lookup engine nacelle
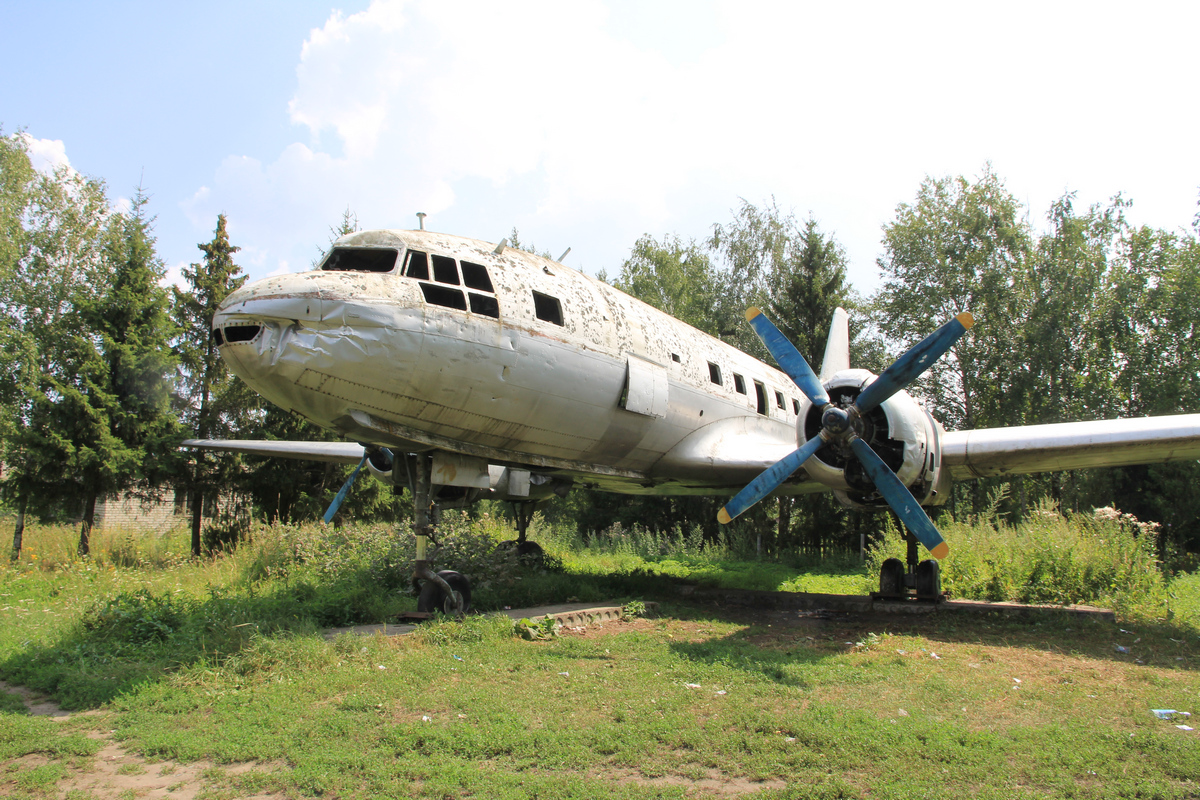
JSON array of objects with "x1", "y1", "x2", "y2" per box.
[
  {"x1": 797, "y1": 370, "x2": 952, "y2": 510},
  {"x1": 364, "y1": 447, "x2": 397, "y2": 485}
]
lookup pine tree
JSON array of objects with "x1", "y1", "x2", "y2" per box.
[
  {"x1": 173, "y1": 214, "x2": 253, "y2": 555},
  {"x1": 68, "y1": 188, "x2": 179, "y2": 554}
]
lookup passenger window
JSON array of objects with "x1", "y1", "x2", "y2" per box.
[
  {"x1": 792, "y1": 398, "x2": 800, "y2": 415},
  {"x1": 708, "y1": 362, "x2": 722, "y2": 386},
  {"x1": 461, "y1": 261, "x2": 494, "y2": 292},
  {"x1": 533, "y1": 291, "x2": 563, "y2": 326},
  {"x1": 775, "y1": 390, "x2": 785, "y2": 409},
  {"x1": 469, "y1": 293, "x2": 499, "y2": 318},
  {"x1": 754, "y1": 381, "x2": 768, "y2": 415},
  {"x1": 432, "y1": 254, "x2": 460, "y2": 285},
  {"x1": 420, "y1": 283, "x2": 466, "y2": 310},
  {"x1": 323, "y1": 247, "x2": 398, "y2": 273},
  {"x1": 403, "y1": 250, "x2": 430, "y2": 280},
  {"x1": 733, "y1": 374, "x2": 746, "y2": 394}
]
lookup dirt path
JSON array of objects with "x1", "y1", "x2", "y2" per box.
[{"x1": 1, "y1": 680, "x2": 284, "y2": 800}]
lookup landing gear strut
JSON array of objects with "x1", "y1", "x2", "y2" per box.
[
  {"x1": 410, "y1": 454, "x2": 470, "y2": 615},
  {"x1": 499, "y1": 501, "x2": 545, "y2": 563},
  {"x1": 874, "y1": 520, "x2": 943, "y2": 602}
]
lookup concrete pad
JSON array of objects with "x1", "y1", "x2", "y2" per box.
[
  {"x1": 324, "y1": 601, "x2": 653, "y2": 639},
  {"x1": 683, "y1": 586, "x2": 1115, "y2": 621}
]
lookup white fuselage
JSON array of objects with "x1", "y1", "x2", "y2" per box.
[{"x1": 213, "y1": 229, "x2": 814, "y2": 495}]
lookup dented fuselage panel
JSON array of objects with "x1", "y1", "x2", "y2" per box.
[{"x1": 213, "y1": 229, "x2": 819, "y2": 494}]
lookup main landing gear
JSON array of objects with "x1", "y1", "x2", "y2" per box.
[
  {"x1": 409, "y1": 453, "x2": 472, "y2": 615},
  {"x1": 498, "y1": 501, "x2": 545, "y2": 563},
  {"x1": 874, "y1": 522, "x2": 944, "y2": 602}
]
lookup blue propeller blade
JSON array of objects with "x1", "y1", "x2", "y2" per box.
[
  {"x1": 718, "y1": 434, "x2": 828, "y2": 524},
  {"x1": 855, "y1": 312, "x2": 974, "y2": 414},
  {"x1": 323, "y1": 454, "x2": 367, "y2": 524},
  {"x1": 745, "y1": 308, "x2": 831, "y2": 407},
  {"x1": 849, "y1": 438, "x2": 949, "y2": 559}
]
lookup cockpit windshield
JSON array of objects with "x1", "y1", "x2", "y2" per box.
[{"x1": 322, "y1": 247, "x2": 398, "y2": 273}]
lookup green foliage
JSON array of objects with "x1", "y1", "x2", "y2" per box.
[
  {"x1": 875, "y1": 165, "x2": 1033, "y2": 432},
  {"x1": 80, "y1": 589, "x2": 189, "y2": 644},
  {"x1": 610, "y1": 233, "x2": 724, "y2": 336},
  {"x1": 512, "y1": 615, "x2": 559, "y2": 640},
  {"x1": 173, "y1": 213, "x2": 255, "y2": 553},
  {"x1": 621, "y1": 599, "x2": 648, "y2": 618},
  {"x1": 867, "y1": 500, "x2": 1168, "y2": 615}
]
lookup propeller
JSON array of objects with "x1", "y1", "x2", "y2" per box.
[
  {"x1": 322, "y1": 446, "x2": 393, "y2": 523},
  {"x1": 323, "y1": 455, "x2": 367, "y2": 524},
  {"x1": 717, "y1": 308, "x2": 974, "y2": 560}
]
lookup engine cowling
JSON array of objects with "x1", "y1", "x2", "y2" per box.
[
  {"x1": 796, "y1": 370, "x2": 952, "y2": 510},
  {"x1": 364, "y1": 447, "x2": 397, "y2": 484}
]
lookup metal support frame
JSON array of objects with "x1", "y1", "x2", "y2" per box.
[
  {"x1": 903, "y1": 528, "x2": 920, "y2": 590},
  {"x1": 511, "y1": 501, "x2": 536, "y2": 544},
  {"x1": 411, "y1": 453, "x2": 463, "y2": 615}
]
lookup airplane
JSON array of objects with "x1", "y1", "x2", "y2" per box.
[{"x1": 185, "y1": 227, "x2": 1200, "y2": 613}]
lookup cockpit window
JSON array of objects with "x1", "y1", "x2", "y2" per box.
[
  {"x1": 405, "y1": 250, "x2": 500, "y2": 319},
  {"x1": 323, "y1": 247, "x2": 398, "y2": 273},
  {"x1": 461, "y1": 260, "x2": 494, "y2": 292},
  {"x1": 420, "y1": 283, "x2": 467, "y2": 311},
  {"x1": 403, "y1": 250, "x2": 430, "y2": 280},
  {"x1": 432, "y1": 254, "x2": 460, "y2": 285}
]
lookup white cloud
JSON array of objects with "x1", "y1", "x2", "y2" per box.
[
  {"x1": 186, "y1": 0, "x2": 1200, "y2": 288},
  {"x1": 159, "y1": 260, "x2": 189, "y2": 292},
  {"x1": 20, "y1": 133, "x2": 71, "y2": 174}
]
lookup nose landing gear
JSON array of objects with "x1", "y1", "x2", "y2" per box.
[{"x1": 410, "y1": 453, "x2": 470, "y2": 616}]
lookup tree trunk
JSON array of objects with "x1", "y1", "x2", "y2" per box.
[
  {"x1": 777, "y1": 497, "x2": 791, "y2": 551},
  {"x1": 190, "y1": 487, "x2": 203, "y2": 557},
  {"x1": 10, "y1": 495, "x2": 26, "y2": 561},
  {"x1": 79, "y1": 494, "x2": 96, "y2": 556}
]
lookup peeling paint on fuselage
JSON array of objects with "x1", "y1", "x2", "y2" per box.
[{"x1": 214, "y1": 230, "x2": 811, "y2": 493}]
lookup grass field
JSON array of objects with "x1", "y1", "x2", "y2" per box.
[{"x1": 2, "y1": 514, "x2": 1200, "y2": 799}]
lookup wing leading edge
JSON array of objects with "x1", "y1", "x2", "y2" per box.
[
  {"x1": 181, "y1": 439, "x2": 366, "y2": 465},
  {"x1": 940, "y1": 414, "x2": 1200, "y2": 480}
]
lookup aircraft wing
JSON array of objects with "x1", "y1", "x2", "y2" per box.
[
  {"x1": 181, "y1": 439, "x2": 366, "y2": 464},
  {"x1": 941, "y1": 414, "x2": 1200, "y2": 480}
]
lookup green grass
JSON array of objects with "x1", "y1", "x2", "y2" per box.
[
  {"x1": 50, "y1": 611, "x2": 1200, "y2": 799},
  {"x1": 2, "y1": 514, "x2": 1200, "y2": 798}
]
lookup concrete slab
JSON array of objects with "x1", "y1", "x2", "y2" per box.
[
  {"x1": 683, "y1": 586, "x2": 1115, "y2": 622},
  {"x1": 324, "y1": 601, "x2": 653, "y2": 640}
]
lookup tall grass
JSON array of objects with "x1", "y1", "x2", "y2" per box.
[{"x1": 867, "y1": 499, "x2": 1170, "y2": 617}]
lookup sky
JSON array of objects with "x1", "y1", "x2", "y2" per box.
[{"x1": 3, "y1": 0, "x2": 1198, "y2": 294}]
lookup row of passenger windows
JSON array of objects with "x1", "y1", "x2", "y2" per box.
[
  {"x1": 321, "y1": 247, "x2": 566, "y2": 327},
  {"x1": 707, "y1": 361, "x2": 798, "y2": 416}
]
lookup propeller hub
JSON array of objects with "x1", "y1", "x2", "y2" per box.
[{"x1": 822, "y1": 406, "x2": 851, "y2": 435}]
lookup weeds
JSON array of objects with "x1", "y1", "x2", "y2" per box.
[{"x1": 867, "y1": 499, "x2": 1175, "y2": 619}]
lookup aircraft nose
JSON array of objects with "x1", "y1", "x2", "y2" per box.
[{"x1": 216, "y1": 273, "x2": 324, "y2": 324}]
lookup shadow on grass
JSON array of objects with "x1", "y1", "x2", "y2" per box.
[
  {"x1": 655, "y1": 599, "x2": 1200, "y2": 681},
  {"x1": 0, "y1": 563, "x2": 682, "y2": 712},
  {"x1": 0, "y1": 570, "x2": 415, "y2": 711}
]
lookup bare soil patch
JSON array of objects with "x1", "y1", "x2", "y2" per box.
[{"x1": 1, "y1": 680, "x2": 285, "y2": 800}]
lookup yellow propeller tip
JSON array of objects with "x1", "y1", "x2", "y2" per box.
[
  {"x1": 931, "y1": 542, "x2": 950, "y2": 560},
  {"x1": 955, "y1": 312, "x2": 975, "y2": 330},
  {"x1": 745, "y1": 307, "x2": 761, "y2": 321},
  {"x1": 717, "y1": 508, "x2": 733, "y2": 525}
]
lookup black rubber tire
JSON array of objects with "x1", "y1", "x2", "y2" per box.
[
  {"x1": 417, "y1": 570, "x2": 472, "y2": 614},
  {"x1": 915, "y1": 559, "x2": 941, "y2": 600},
  {"x1": 879, "y1": 557, "x2": 906, "y2": 598}
]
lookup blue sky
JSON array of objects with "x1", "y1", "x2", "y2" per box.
[{"x1": 4, "y1": 1, "x2": 1198, "y2": 294}]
